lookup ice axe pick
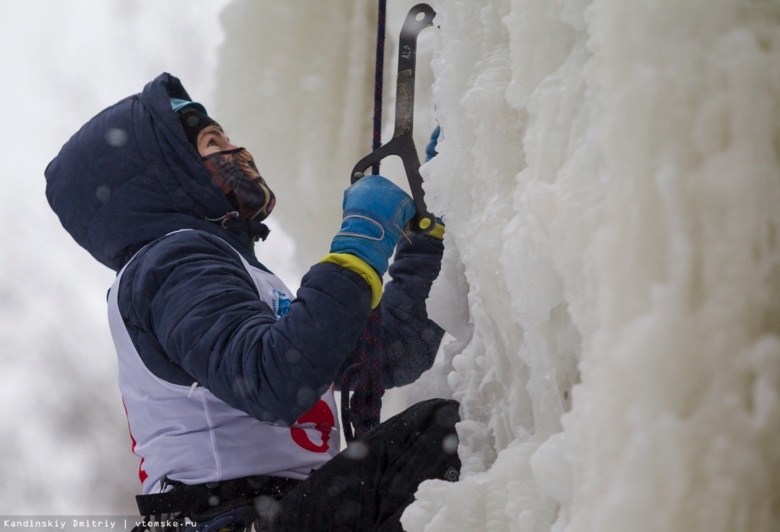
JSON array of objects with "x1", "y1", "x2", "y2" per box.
[{"x1": 350, "y1": 3, "x2": 437, "y2": 235}]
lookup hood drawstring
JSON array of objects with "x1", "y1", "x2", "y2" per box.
[{"x1": 206, "y1": 211, "x2": 270, "y2": 242}]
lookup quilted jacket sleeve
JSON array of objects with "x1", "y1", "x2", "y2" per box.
[
  {"x1": 378, "y1": 232, "x2": 445, "y2": 388},
  {"x1": 332, "y1": 232, "x2": 446, "y2": 390},
  {"x1": 119, "y1": 230, "x2": 372, "y2": 426}
]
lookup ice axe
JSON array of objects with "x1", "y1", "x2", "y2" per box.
[{"x1": 351, "y1": 3, "x2": 438, "y2": 235}]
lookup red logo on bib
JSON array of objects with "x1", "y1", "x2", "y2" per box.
[{"x1": 291, "y1": 400, "x2": 335, "y2": 453}]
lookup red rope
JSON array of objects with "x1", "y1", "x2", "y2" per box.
[
  {"x1": 341, "y1": 2, "x2": 388, "y2": 442},
  {"x1": 341, "y1": 309, "x2": 384, "y2": 441},
  {"x1": 371, "y1": 0, "x2": 387, "y2": 175}
]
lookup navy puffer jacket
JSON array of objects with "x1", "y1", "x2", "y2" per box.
[{"x1": 45, "y1": 73, "x2": 444, "y2": 426}]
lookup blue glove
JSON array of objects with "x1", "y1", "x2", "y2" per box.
[
  {"x1": 425, "y1": 125, "x2": 441, "y2": 162},
  {"x1": 329, "y1": 175, "x2": 416, "y2": 276}
]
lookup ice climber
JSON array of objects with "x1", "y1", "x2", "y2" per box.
[{"x1": 45, "y1": 72, "x2": 459, "y2": 531}]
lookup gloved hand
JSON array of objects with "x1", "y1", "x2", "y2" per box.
[
  {"x1": 329, "y1": 175, "x2": 416, "y2": 277},
  {"x1": 425, "y1": 124, "x2": 441, "y2": 162},
  {"x1": 423, "y1": 125, "x2": 446, "y2": 240}
]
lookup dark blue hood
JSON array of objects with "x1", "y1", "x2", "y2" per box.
[{"x1": 45, "y1": 73, "x2": 264, "y2": 271}]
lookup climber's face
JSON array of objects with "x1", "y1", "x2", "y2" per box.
[
  {"x1": 198, "y1": 127, "x2": 276, "y2": 222},
  {"x1": 197, "y1": 125, "x2": 237, "y2": 158}
]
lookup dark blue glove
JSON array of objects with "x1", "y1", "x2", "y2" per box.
[
  {"x1": 422, "y1": 125, "x2": 446, "y2": 239},
  {"x1": 425, "y1": 125, "x2": 441, "y2": 162},
  {"x1": 329, "y1": 175, "x2": 416, "y2": 276}
]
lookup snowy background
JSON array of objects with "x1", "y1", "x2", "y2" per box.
[{"x1": 4, "y1": 0, "x2": 780, "y2": 531}]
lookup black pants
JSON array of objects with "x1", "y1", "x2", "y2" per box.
[{"x1": 257, "y1": 398, "x2": 461, "y2": 531}]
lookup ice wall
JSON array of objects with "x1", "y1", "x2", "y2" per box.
[
  {"x1": 215, "y1": 0, "x2": 780, "y2": 530},
  {"x1": 406, "y1": 1, "x2": 780, "y2": 531}
]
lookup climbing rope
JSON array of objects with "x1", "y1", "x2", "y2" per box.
[
  {"x1": 341, "y1": 309, "x2": 384, "y2": 442},
  {"x1": 371, "y1": 0, "x2": 387, "y2": 175},
  {"x1": 342, "y1": 0, "x2": 388, "y2": 442}
]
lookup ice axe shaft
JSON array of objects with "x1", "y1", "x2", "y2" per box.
[{"x1": 351, "y1": 3, "x2": 437, "y2": 235}]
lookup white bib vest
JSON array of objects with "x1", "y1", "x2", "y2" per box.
[{"x1": 107, "y1": 236, "x2": 340, "y2": 494}]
